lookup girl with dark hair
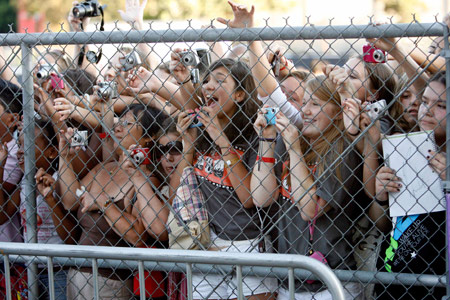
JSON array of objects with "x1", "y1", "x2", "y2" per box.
[
  {"x1": 58, "y1": 104, "x2": 169, "y2": 300},
  {"x1": 17, "y1": 119, "x2": 73, "y2": 300},
  {"x1": 373, "y1": 73, "x2": 446, "y2": 300},
  {"x1": 172, "y1": 57, "x2": 277, "y2": 300}
]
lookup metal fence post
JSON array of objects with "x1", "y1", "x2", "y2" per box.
[{"x1": 20, "y1": 42, "x2": 38, "y2": 300}]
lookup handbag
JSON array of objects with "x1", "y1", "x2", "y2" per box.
[
  {"x1": 168, "y1": 166, "x2": 210, "y2": 250},
  {"x1": 306, "y1": 204, "x2": 328, "y2": 284}
]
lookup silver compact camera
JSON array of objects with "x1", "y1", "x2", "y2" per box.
[
  {"x1": 366, "y1": 99, "x2": 387, "y2": 121},
  {"x1": 97, "y1": 81, "x2": 119, "y2": 100},
  {"x1": 120, "y1": 51, "x2": 142, "y2": 72},
  {"x1": 178, "y1": 49, "x2": 211, "y2": 84},
  {"x1": 36, "y1": 64, "x2": 58, "y2": 83},
  {"x1": 179, "y1": 51, "x2": 201, "y2": 67},
  {"x1": 71, "y1": 130, "x2": 88, "y2": 147}
]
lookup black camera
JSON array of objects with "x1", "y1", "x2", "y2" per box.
[
  {"x1": 97, "y1": 81, "x2": 119, "y2": 100},
  {"x1": 72, "y1": 0, "x2": 106, "y2": 19}
]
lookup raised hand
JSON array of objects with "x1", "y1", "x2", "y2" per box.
[
  {"x1": 170, "y1": 48, "x2": 192, "y2": 84},
  {"x1": 36, "y1": 168, "x2": 56, "y2": 198},
  {"x1": 68, "y1": 1, "x2": 91, "y2": 32},
  {"x1": 217, "y1": 1, "x2": 255, "y2": 28},
  {"x1": 118, "y1": 0, "x2": 148, "y2": 29},
  {"x1": 275, "y1": 111, "x2": 300, "y2": 150},
  {"x1": 342, "y1": 98, "x2": 361, "y2": 136},
  {"x1": 324, "y1": 64, "x2": 356, "y2": 99},
  {"x1": 53, "y1": 97, "x2": 75, "y2": 121},
  {"x1": 176, "y1": 111, "x2": 198, "y2": 147},
  {"x1": 253, "y1": 106, "x2": 277, "y2": 139},
  {"x1": 126, "y1": 67, "x2": 153, "y2": 95}
]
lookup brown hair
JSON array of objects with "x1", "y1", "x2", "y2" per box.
[{"x1": 195, "y1": 58, "x2": 260, "y2": 152}]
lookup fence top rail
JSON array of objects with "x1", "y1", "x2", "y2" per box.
[
  {"x1": 0, "y1": 22, "x2": 444, "y2": 46},
  {"x1": 0, "y1": 242, "x2": 345, "y2": 299}
]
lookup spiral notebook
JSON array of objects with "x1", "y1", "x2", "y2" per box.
[{"x1": 382, "y1": 131, "x2": 445, "y2": 217}]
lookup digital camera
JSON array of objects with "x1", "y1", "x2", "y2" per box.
[
  {"x1": 366, "y1": 100, "x2": 387, "y2": 121},
  {"x1": 363, "y1": 43, "x2": 387, "y2": 64},
  {"x1": 72, "y1": 0, "x2": 105, "y2": 19},
  {"x1": 188, "y1": 112, "x2": 204, "y2": 129},
  {"x1": 131, "y1": 148, "x2": 151, "y2": 165},
  {"x1": 71, "y1": 130, "x2": 88, "y2": 147},
  {"x1": 265, "y1": 107, "x2": 280, "y2": 125},
  {"x1": 36, "y1": 64, "x2": 58, "y2": 83},
  {"x1": 119, "y1": 51, "x2": 142, "y2": 72},
  {"x1": 179, "y1": 49, "x2": 211, "y2": 71},
  {"x1": 97, "y1": 81, "x2": 118, "y2": 100}
]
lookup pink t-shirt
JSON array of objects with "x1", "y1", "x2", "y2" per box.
[{"x1": 0, "y1": 138, "x2": 23, "y2": 243}]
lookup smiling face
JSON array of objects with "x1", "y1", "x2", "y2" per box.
[
  {"x1": 201, "y1": 66, "x2": 244, "y2": 118},
  {"x1": 419, "y1": 81, "x2": 447, "y2": 145},
  {"x1": 301, "y1": 88, "x2": 341, "y2": 141}
]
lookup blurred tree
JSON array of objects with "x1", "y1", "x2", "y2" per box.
[
  {"x1": 0, "y1": 0, "x2": 16, "y2": 32},
  {"x1": 378, "y1": 0, "x2": 427, "y2": 22},
  {"x1": 16, "y1": 0, "x2": 299, "y2": 30}
]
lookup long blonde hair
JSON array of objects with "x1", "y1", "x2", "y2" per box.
[{"x1": 301, "y1": 75, "x2": 346, "y2": 178}]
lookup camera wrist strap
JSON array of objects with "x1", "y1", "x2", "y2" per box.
[{"x1": 77, "y1": 6, "x2": 104, "y2": 66}]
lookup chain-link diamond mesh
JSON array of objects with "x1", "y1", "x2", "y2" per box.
[{"x1": 0, "y1": 3, "x2": 448, "y2": 300}]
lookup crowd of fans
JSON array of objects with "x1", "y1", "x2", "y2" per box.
[{"x1": 0, "y1": 0, "x2": 448, "y2": 299}]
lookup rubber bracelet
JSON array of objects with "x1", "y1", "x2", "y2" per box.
[
  {"x1": 99, "y1": 132, "x2": 109, "y2": 139},
  {"x1": 279, "y1": 65, "x2": 286, "y2": 71},
  {"x1": 256, "y1": 156, "x2": 276, "y2": 164},
  {"x1": 177, "y1": 77, "x2": 191, "y2": 85},
  {"x1": 347, "y1": 129, "x2": 360, "y2": 137},
  {"x1": 375, "y1": 198, "x2": 389, "y2": 206},
  {"x1": 259, "y1": 137, "x2": 276, "y2": 142}
]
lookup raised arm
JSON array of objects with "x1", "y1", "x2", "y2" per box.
[{"x1": 250, "y1": 108, "x2": 279, "y2": 207}]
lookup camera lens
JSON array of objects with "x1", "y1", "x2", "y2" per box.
[
  {"x1": 73, "y1": 135, "x2": 81, "y2": 143},
  {"x1": 72, "y1": 6, "x2": 86, "y2": 18},
  {"x1": 373, "y1": 50, "x2": 385, "y2": 63}
]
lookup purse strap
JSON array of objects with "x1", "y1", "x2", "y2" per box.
[{"x1": 308, "y1": 203, "x2": 319, "y2": 243}]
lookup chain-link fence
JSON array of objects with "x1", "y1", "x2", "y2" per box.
[{"x1": 0, "y1": 12, "x2": 447, "y2": 300}]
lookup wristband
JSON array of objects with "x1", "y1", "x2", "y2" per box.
[
  {"x1": 256, "y1": 156, "x2": 276, "y2": 164},
  {"x1": 99, "y1": 132, "x2": 110, "y2": 139},
  {"x1": 347, "y1": 129, "x2": 360, "y2": 137},
  {"x1": 375, "y1": 198, "x2": 389, "y2": 206},
  {"x1": 177, "y1": 77, "x2": 191, "y2": 85}
]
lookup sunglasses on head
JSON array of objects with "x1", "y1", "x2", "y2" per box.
[{"x1": 156, "y1": 141, "x2": 183, "y2": 159}]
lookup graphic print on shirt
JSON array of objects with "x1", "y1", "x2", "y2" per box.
[
  {"x1": 384, "y1": 214, "x2": 430, "y2": 272},
  {"x1": 194, "y1": 148, "x2": 244, "y2": 188}
]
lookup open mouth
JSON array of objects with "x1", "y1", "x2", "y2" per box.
[{"x1": 204, "y1": 94, "x2": 219, "y2": 107}]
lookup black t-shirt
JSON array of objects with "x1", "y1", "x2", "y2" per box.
[
  {"x1": 376, "y1": 211, "x2": 446, "y2": 300},
  {"x1": 193, "y1": 137, "x2": 261, "y2": 241},
  {"x1": 275, "y1": 142, "x2": 366, "y2": 292}
]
